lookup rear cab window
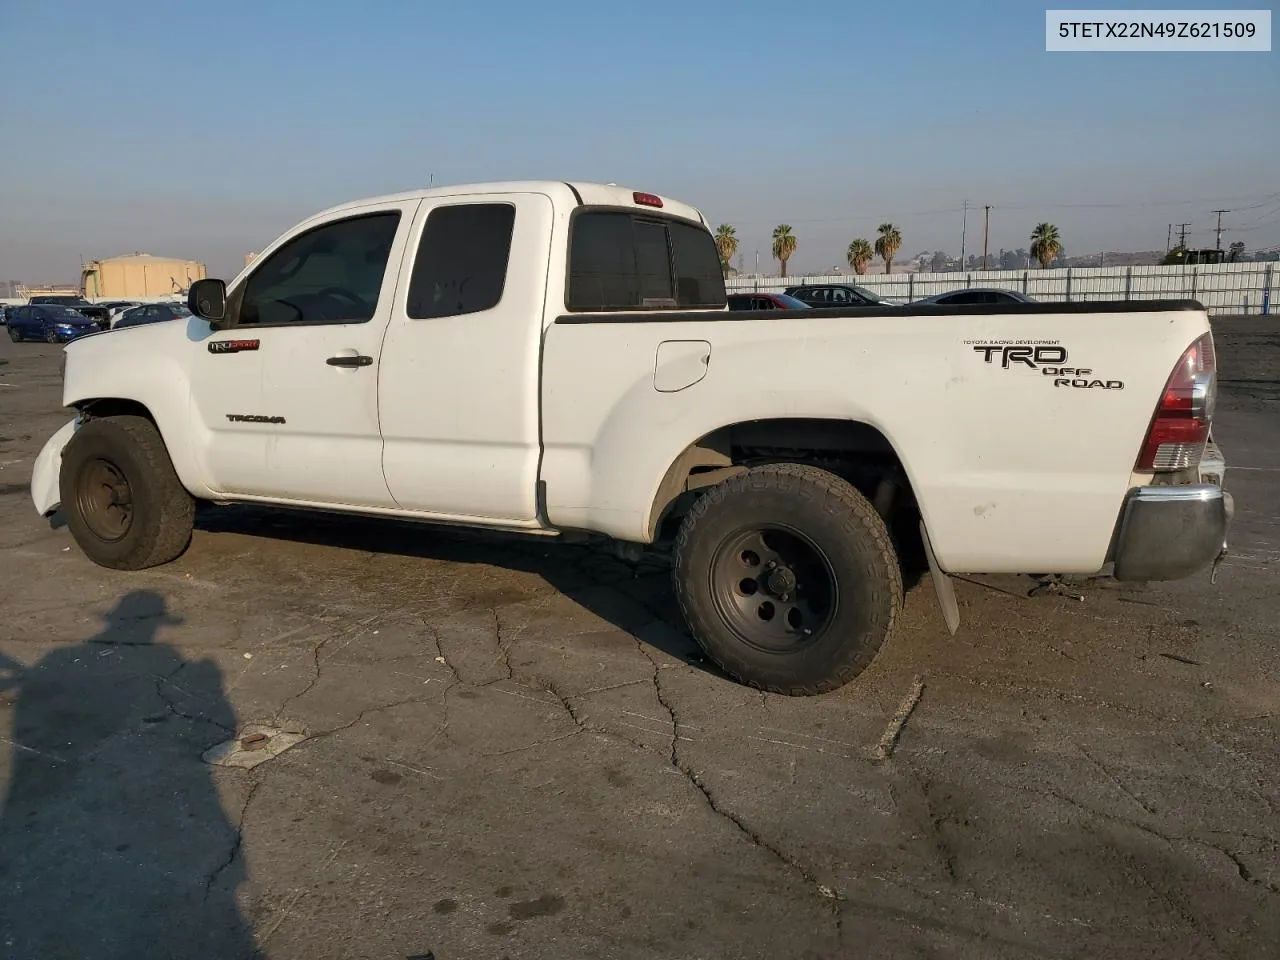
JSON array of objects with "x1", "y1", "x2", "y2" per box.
[{"x1": 566, "y1": 210, "x2": 726, "y2": 312}]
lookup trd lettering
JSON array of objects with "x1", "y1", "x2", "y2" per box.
[{"x1": 974, "y1": 345, "x2": 1068, "y2": 368}]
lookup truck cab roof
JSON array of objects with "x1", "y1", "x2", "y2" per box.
[{"x1": 311, "y1": 181, "x2": 708, "y2": 228}]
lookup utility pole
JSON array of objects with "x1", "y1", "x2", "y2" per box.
[
  {"x1": 1167, "y1": 223, "x2": 1172, "y2": 253},
  {"x1": 1211, "y1": 209, "x2": 1228, "y2": 250},
  {"x1": 960, "y1": 200, "x2": 969, "y2": 270},
  {"x1": 982, "y1": 205, "x2": 991, "y2": 270},
  {"x1": 1176, "y1": 223, "x2": 1191, "y2": 249}
]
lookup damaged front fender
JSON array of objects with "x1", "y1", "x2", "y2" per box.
[{"x1": 31, "y1": 418, "x2": 77, "y2": 517}]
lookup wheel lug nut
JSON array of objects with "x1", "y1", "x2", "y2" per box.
[{"x1": 766, "y1": 561, "x2": 776, "y2": 569}]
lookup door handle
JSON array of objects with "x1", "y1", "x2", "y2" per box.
[{"x1": 326, "y1": 354, "x2": 373, "y2": 367}]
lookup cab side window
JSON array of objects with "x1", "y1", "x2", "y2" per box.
[
  {"x1": 407, "y1": 203, "x2": 516, "y2": 319},
  {"x1": 238, "y1": 212, "x2": 401, "y2": 326}
]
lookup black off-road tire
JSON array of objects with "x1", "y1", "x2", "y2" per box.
[
  {"x1": 672, "y1": 463, "x2": 902, "y2": 695},
  {"x1": 59, "y1": 415, "x2": 195, "y2": 570}
]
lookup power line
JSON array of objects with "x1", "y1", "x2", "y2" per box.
[
  {"x1": 720, "y1": 190, "x2": 1280, "y2": 228},
  {"x1": 986, "y1": 189, "x2": 1280, "y2": 211}
]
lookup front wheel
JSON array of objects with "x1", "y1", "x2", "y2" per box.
[
  {"x1": 59, "y1": 415, "x2": 195, "y2": 570},
  {"x1": 672, "y1": 463, "x2": 902, "y2": 696},
  {"x1": 7, "y1": 326, "x2": 19, "y2": 342}
]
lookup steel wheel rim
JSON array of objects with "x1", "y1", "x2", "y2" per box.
[
  {"x1": 76, "y1": 457, "x2": 134, "y2": 542},
  {"x1": 709, "y1": 523, "x2": 838, "y2": 653}
]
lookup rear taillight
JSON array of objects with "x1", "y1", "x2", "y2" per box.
[{"x1": 1136, "y1": 332, "x2": 1217, "y2": 471}]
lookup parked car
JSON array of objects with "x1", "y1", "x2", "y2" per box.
[
  {"x1": 6, "y1": 304, "x2": 100, "y2": 342},
  {"x1": 28, "y1": 294, "x2": 111, "y2": 329},
  {"x1": 784, "y1": 283, "x2": 905, "y2": 308},
  {"x1": 29, "y1": 295, "x2": 93, "y2": 308},
  {"x1": 112, "y1": 302, "x2": 192, "y2": 330},
  {"x1": 912, "y1": 288, "x2": 1038, "y2": 306},
  {"x1": 100, "y1": 300, "x2": 142, "y2": 322},
  {"x1": 0, "y1": 304, "x2": 10, "y2": 326},
  {"x1": 75, "y1": 305, "x2": 113, "y2": 330},
  {"x1": 32, "y1": 180, "x2": 1231, "y2": 697},
  {"x1": 727, "y1": 292, "x2": 812, "y2": 311}
]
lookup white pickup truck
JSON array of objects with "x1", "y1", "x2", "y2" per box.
[{"x1": 31, "y1": 181, "x2": 1232, "y2": 695}]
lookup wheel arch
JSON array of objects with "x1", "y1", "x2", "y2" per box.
[
  {"x1": 69, "y1": 396, "x2": 206, "y2": 498},
  {"x1": 646, "y1": 416, "x2": 928, "y2": 541}
]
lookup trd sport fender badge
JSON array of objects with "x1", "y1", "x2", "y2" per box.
[
  {"x1": 226, "y1": 414, "x2": 286, "y2": 424},
  {"x1": 209, "y1": 339, "x2": 260, "y2": 354},
  {"x1": 966, "y1": 340, "x2": 1124, "y2": 390}
]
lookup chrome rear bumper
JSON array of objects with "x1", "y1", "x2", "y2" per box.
[{"x1": 1111, "y1": 484, "x2": 1233, "y2": 582}]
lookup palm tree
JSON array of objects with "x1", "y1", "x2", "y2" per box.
[
  {"x1": 1029, "y1": 223, "x2": 1062, "y2": 268},
  {"x1": 874, "y1": 223, "x2": 902, "y2": 274},
  {"x1": 772, "y1": 225, "x2": 797, "y2": 278},
  {"x1": 714, "y1": 224, "x2": 738, "y2": 277},
  {"x1": 847, "y1": 238, "x2": 874, "y2": 275}
]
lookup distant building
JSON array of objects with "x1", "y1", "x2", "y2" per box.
[
  {"x1": 81, "y1": 254, "x2": 207, "y2": 299},
  {"x1": 17, "y1": 283, "x2": 81, "y2": 298}
]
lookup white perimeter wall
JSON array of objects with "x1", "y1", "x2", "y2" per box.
[{"x1": 729, "y1": 261, "x2": 1278, "y2": 316}]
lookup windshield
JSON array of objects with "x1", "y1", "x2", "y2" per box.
[
  {"x1": 773, "y1": 293, "x2": 812, "y2": 309},
  {"x1": 850, "y1": 285, "x2": 889, "y2": 303}
]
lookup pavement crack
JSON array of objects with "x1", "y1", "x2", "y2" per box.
[
  {"x1": 482, "y1": 729, "x2": 585, "y2": 757},
  {"x1": 153, "y1": 676, "x2": 234, "y2": 735},
  {"x1": 421, "y1": 621, "x2": 461, "y2": 684},
  {"x1": 271, "y1": 634, "x2": 330, "y2": 723},
  {"x1": 1218, "y1": 846, "x2": 1280, "y2": 894},
  {"x1": 1043, "y1": 785, "x2": 1279, "y2": 896},
  {"x1": 308, "y1": 686, "x2": 455, "y2": 743},
  {"x1": 493, "y1": 609, "x2": 514, "y2": 681},
  {"x1": 204, "y1": 775, "x2": 261, "y2": 902},
  {"x1": 634, "y1": 637, "x2": 843, "y2": 932},
  {"x1": 1075, "y1": 742, "x2": 1157, "y2": 817},
  {"x1": 537, "y1": 679, "x2": 586, "y2": 729}
]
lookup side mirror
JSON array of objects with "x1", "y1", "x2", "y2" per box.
[{"x1": 188, "y1": 279, "x2": 228, "y2": 326}]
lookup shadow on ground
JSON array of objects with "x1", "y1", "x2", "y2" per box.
[{"x1": 0, "y1": 590, "x2": 260, "y2": 960}]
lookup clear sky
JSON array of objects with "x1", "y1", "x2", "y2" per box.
[{"x1": 1, "y1": 0, "x2": 1276, "y2": 281}]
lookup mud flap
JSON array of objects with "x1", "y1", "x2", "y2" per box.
[{"x1": 920, "y1": 519, "x2": 960, "y2": 635}]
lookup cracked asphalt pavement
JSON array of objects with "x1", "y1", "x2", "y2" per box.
[{"x1": 0, "y1": 317, "x2": 1277, "y2": 959}]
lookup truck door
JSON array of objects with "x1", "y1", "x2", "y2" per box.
[
  {"x1": 377, "y1": 192, "x2": 554, "y2": 524},
  {"x1": 189, "y1": 199, "x2": 419, "y2": 506}
]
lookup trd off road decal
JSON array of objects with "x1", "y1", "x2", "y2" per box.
[
  {"x1": 965, "y1": 339, "x2": 1124, "y2": 391},
  {"x1": 208, "y1": 339, "x2": 260, "y2": 354}
]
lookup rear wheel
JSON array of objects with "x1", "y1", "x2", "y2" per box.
[
  {"x1": 673, "y1": 463, "x2": 902, "y2": 695},
  {"x1": 59, "y1": 415, "x2": 195, "y2": 570}
]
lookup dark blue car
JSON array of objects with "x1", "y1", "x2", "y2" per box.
[{"x1": 6, "y1": 304, "x2": 100, "y2": 343}]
